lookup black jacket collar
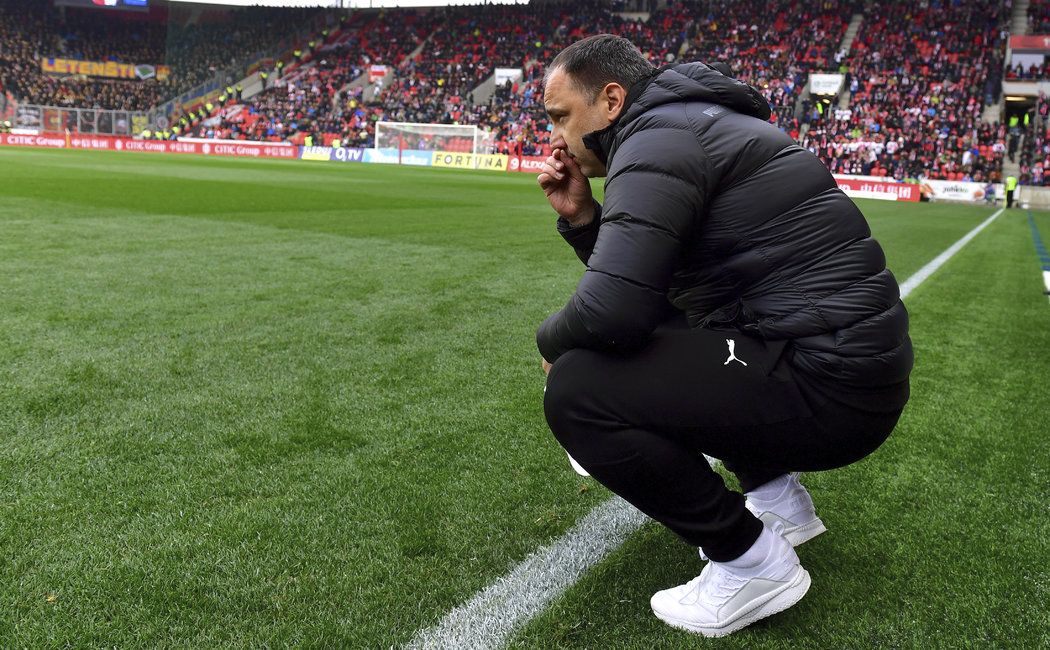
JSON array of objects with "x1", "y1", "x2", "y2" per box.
[
  {"x1": 581, "y1": 68, "x2": 662, "y2": 168},
  {"x1": 580, "y1": 62, "x2": 770, "y2": 169}
]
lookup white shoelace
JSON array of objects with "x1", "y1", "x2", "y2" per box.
[{"x1": 688, "y1": 562, "x2": 748, "y2": 606}]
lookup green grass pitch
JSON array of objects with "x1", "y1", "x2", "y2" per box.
[{"x1": 1, "y1": 149, "x2": 1048, "y2": 647}]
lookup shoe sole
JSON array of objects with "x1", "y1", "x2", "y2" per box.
[{"x1": 652, "y1": 565, "x2": 812, "y2": 638}]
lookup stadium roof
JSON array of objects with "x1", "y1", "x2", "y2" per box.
[{"x1": 167, "y1": 0, "x2": 529, "y2": 6}]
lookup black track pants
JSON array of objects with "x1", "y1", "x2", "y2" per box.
[{"x1": 543, "y1": 321, "x2": 903, "y2": 562}]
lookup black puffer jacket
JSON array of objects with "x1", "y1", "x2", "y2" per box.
[{"x1": 537, "y1": 62, "x2": 912, "y2": 401}]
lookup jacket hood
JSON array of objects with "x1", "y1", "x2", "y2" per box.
[{"x1": 582, "y1": 62, "x2": 771, "y2": 167}]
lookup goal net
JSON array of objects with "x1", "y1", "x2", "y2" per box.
[{"x1": 374, "y1": 121, "x2": 491, "y2": 154}]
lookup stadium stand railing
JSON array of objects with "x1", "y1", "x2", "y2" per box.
[{"x1": 8, "y1": 101, "x2": 146, "y2": 135}]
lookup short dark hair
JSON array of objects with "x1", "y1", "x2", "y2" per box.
[{"x1": 546, "y1": 34, "x2": 654, "y2": 102}]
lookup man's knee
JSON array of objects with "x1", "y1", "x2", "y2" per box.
[{"x1": 542, "y1": 350, "x2": 592, "y2": 451}]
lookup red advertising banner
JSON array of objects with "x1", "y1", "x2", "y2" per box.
[
  {"x1": 197, "y1": 140, "x2": 297, "y2": 159},
  {"x1": 0, "y1": 133, "x2": 296, "y2": 159},
  {"x1": 833, "y1": 175, "x2": 920, "y2": 202},
  {"x1": 68, "y1": 134, "x2": 121, "y2": 150},
  {"x1": 0, "y1": 133, "x2": 71, "y2": 148},
  {"x1": 1009, "y1": 34, "x2": 1050, "y2": 52},
  {"x1": 507, "y1": 155, "x2": 547, "y2": 173},
  {"x1": 116, "y1": 138, "x2": 202, "y2": 154}
]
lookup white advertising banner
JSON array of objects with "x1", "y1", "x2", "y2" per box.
[
  {"x1": 833, "y1": 174, "x2": 999, "y2": 203},
  {"x1": 494, "y1": 67, "x2": 522, "y2": 86},
  {"x1": 810, "y1": 73, "x2": 844, "y2": 96},
  {"x1": 919, "y1": 179, "x2": 998, "y2": 202}
]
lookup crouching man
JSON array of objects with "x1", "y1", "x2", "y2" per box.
[{"x1": 536, "y1": 35, "x2": 911, "y2": 637}]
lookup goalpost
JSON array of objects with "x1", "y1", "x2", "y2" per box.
[{"x1": 374, "y1": 121, "x2": 493, "y2": 156}]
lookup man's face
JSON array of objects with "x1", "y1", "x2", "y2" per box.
[{"x1": 543, "y1": 68, "x2": 625, "y2": 178}]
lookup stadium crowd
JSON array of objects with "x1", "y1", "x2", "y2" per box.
[
  {"x1": 802, "y1": 0, "x2": 1008, "y2": 182},
  {"x1": 1029, "y1": 0, "x2": 1050, "y2": 34},
  {"x1": 0, "y1": 0, "x2": 329, "y2": 113},
  {"x1": 356, "y1": 2, "x2": 585, "y2": 151},
  {"x1": 1004, "y1": 0, "x2": 1050, "y2": 82},
  {"x1": 681, "y1": 0, "x2": 853, "y2": 136},
  {"x1": 1006, "y1": 0, "x2": 1050, "y2": 184},
  {"x1": 0, "y1": 0, "x2": 167, "y2": 111},
  {"x1": 196, "y1": 2, "x2": 579, "y2": 150},
  {"x1": 0, "y1": 0, "x2": 1028, "y2": 186},
  {"x1": 1016, "y1": 92, "x2": 1050, "y2": 186},
  {"x1": 163, "y1": 5, "x2": 328, "y2": 96},
  {"x1": 184, "y1": 10, "x2": 427, "y2": 144},
  {"x1": 180, "y1": 0, "x2": 1013, "y2": 185}
]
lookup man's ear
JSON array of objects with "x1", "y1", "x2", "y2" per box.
[{"x1": 601, "y1": 82, "x2": 627, "y2": 124}]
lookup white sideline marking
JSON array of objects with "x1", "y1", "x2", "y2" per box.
[
  {"x1": 404, "y1": 496, "x2": 647, "y2": 650},
  {"x1": 405, "y1": 454, "x2": 719, "y2": 650},
  {"x1": 898, "y1": 208, "x2": 1004, "y2": 299},
  {"x1": 406, "y1": 208, "x2": 1003, "y2": 649}
]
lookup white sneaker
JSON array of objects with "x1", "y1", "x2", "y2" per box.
[
  {"x1": 566, "y1": 451, "x2": 590, "y2": 477},
  {"x1": 651, "y1": 531, "x2": 811, "y2": 637},
  {"x1": 744, "y1": 473, "x2": 827, "y2": 547}
]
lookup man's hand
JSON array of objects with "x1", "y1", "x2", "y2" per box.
[
  {"x1": 538, "y1": 148, "x2": 594, "y2": 226},
  {"x1": 541, "y1": 357, "x2": 552, "y2": 376}
]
